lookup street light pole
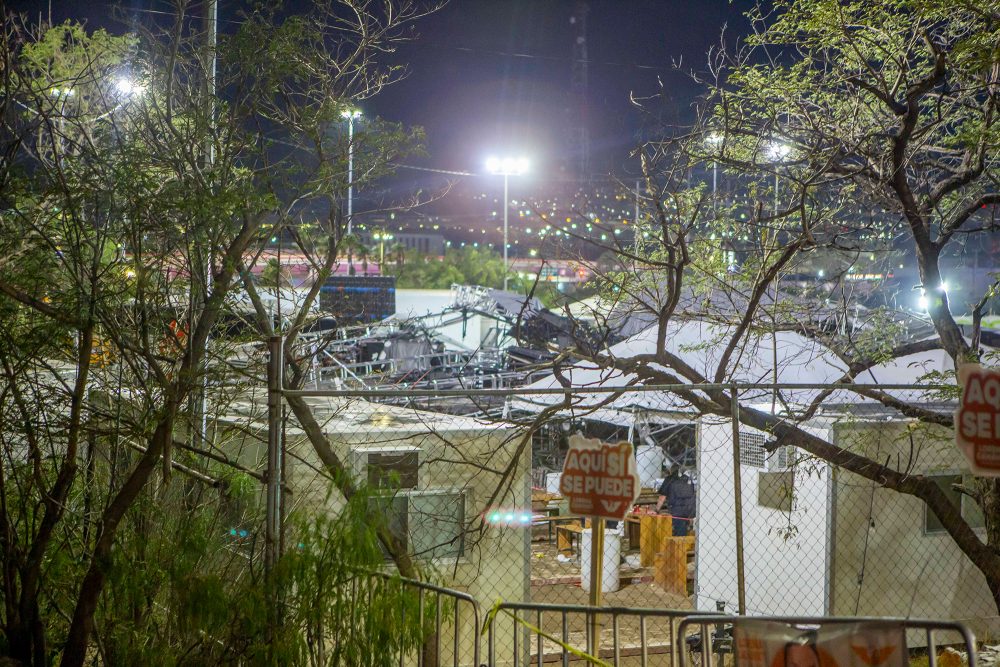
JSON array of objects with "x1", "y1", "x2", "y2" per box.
[
  {"x1": 766, "y1": 140, "x2": 790, "y2": 414},
  {"x1": 503, "y1": 172, "x2": 509, "y2": 291},
  {"x1": 342, "y1": 109, "x2": 361, "y2": 235},
  {"x1": 486, "y1": 155, "x2": 529, "y2": 292}
]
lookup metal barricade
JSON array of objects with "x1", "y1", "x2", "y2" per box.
[
  {"x1": 677, "y1": 616, "x2": 977, "y2": 667},
  {"x1": 485, "y1": 602, "x2": 717, "y2": 667},
  {"x1": 367, "y1": 573, "x2": 481, "y2": 667}
]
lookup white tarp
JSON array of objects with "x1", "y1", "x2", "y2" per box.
[{"x1": 511, "y1": 319, "x2": 848, "y2": 419}]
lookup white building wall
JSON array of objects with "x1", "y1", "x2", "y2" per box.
[
  {"x1": 214, "y1": 398, "x2": 528, "y2": 664},
  {"x1": 830, "y1": 421, "x2": 999, "y2": 637},
  {"x1": 695, "y1": 417, "x2": 830, "y2": 616}
]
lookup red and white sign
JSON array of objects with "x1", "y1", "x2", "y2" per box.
[
  {"x1": 559, "y1": 435, "x2": 641, "y2": 520},
  {"x1": 956, "y1": 365, "x2": 1000, "y2": 476},
  {"x1": 734, "y1": 619, "x2": 905, "y2": 667}
]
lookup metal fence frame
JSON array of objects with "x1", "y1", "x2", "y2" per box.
[
  {"x1": 484, "y1": 601, "x2": 722, "y2": 667},
  {"x1": 374, "y1": 573, "x2": 482, "y2": 667}
]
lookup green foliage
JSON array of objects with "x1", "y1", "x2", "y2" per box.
[
  {"x1": 19, "y1": 21, "x2": 136, "y2": 104},
  {"x1": 79, "y1": 477, "x2": 437, "y2": 665},
  {"x1": 260, "y1": 258, "x2": 293, "y2": 288},
  {"x1": 0, "y1": 2, "x2": 441, "y2": 663}
]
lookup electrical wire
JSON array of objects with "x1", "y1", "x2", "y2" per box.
[{"x1": 404, "y1": 42, "x2": 675, "y2": 73}]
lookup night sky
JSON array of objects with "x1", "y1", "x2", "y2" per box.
[
  {"x1": 8, "y1": 0, "x2": 756, "y2": 181},
  {"x1": 370, "y1": 0, "x2": 755, "y2": 178}
]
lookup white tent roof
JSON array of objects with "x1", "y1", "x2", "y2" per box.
[
  {"x1": 221, "y1": 394, "x2": 509, "y2": 436},
  {"x1": 855, "y1": 347, "x2": 955, "y2": 385},
  {"x1": 511, "y1": 320, "x2": 847, "y2": 420},
  {"x1": 514, "y1": 319, "x2": 996, "y2": 423},
  {"x1": 819, "y1": 344, "x2": 976, "y2": 411}
]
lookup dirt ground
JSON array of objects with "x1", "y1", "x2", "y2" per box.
[{"x1": 524, "y1": 531, "x2": 696, "y2": 664}]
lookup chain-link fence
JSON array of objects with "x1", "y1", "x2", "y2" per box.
[{"x1": 213, "y1": 371, "x2": 997, "y2": 663}]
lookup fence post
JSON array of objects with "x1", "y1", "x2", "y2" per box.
[
  {"x1": 729, "y1": 383, "x2": 747, "y2": 615},
  {"x1": 266, "y1": 335, "x2": 284, "y2": 574},
  {"x1": 588, "y1": 518, "x2": 605, "y2": 658}
]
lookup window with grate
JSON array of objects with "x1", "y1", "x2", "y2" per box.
[
  {"x1": 352, "y1": 448, "x2": 419, "y2": 490},
  {"x1": 366, "y1": 451, "x2": 419, "y2": 489},
  {"x1": 739, "y1": 431, "x2": 766, "y2": 468}
]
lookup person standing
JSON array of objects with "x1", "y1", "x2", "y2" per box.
[{"x1": 655, "y1": 467, "x2": 696, "y2": 536}]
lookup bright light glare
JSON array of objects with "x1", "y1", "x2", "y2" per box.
[
  {"x1": 115, "y1": 77, "x2": 145, "y2": 97},
  {"x1": 940, "y1": 280, "x2": 948, "y2": 293},
  {"x1": 918, "y1": 292, "x2": 929, "y2": 311},
  {"x1": 485, "y1": 155, "x2": 529, "y2": 175},
  {"x1": 767, "y1": 142, "x2": 791, "y2": 161},
  {"x1": 341, "y1": 109, "x2": 362, "y2": 119},
  {"x1": 706, "y1": 132, "x2": 723, "y2": 146}
]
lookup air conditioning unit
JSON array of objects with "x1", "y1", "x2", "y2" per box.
[{"x1": 351, "y1": 447, "x2": 420, "y2": 490}]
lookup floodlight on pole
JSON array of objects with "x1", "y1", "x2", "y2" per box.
[
  {"x1": 705, "y1": 132, "x2": 724, "y2": 197},
  {"x1": 485, "y1": 155, "x2": 530, "y2": 291},
  {"x1": 766, "y1": 141, "x2": 791, "y2": 162},
  {"x1": 766, "y1": 141, "x2": 791, "y2": 216},
  {"x1": 342, "y1": 108, "x2": 362, "y2": 234}
]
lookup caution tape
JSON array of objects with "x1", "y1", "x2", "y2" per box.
[{"x1": 481, "y1": 598, "x2": 612, "y2": 667}]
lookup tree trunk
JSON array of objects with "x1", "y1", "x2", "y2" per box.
[
  {"x1": 281, "y1": 394, "x2": 419, "y2": 578},
  {"x1": 61, "y1": 412, "x2": 176, "y2": 666}
]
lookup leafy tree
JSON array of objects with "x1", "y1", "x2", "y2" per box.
[
  {"x1": 0, "y1": 0, "x2": 441, "y2": 662},
  {"x1": 553, "y1": 0, "x2": 1000, "y2": 610}
]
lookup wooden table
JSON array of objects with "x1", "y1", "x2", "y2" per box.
[
  {"x1": 555, "y1": 520, "x2": 584, "y2": 556},
  {"x1": 532, "y1": 504, "x2": 563, "y2": 542}
]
